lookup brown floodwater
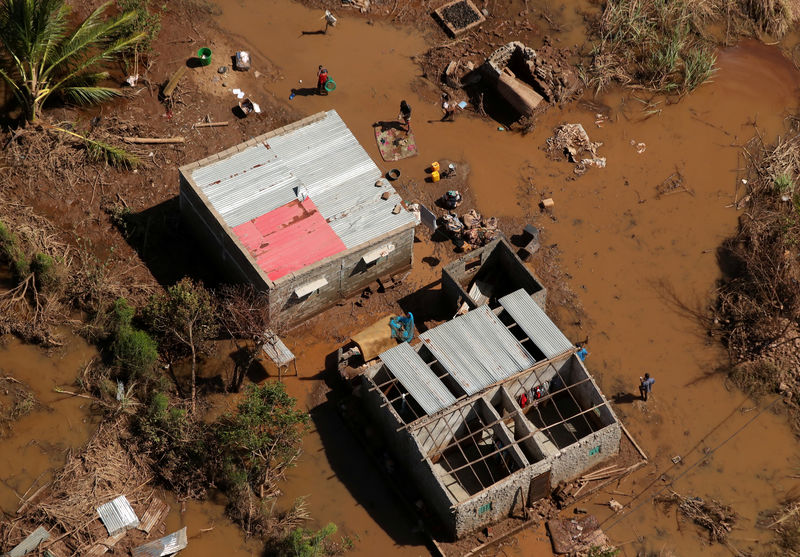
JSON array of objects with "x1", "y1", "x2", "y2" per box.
[
  {"x1": 0, "y1": 334, "x2": 99, "y2": 515},
  {"x1": 3, "y1": 0, "x2": 800, "y2": 555}
]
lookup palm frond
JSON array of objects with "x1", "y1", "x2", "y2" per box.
[
  {"x1": 62, "y1": 85, "x2": 122, "y2": 105},
  {"x1": 84, "y1": 137, "x2": 139, "y2": 169},
  {"x1": 47, "y1": 125, "x2": 140, "y2": 169}
]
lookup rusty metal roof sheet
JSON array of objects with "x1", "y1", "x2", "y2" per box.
[
  {"x1": 96, "y1": 495, "x2": 139, "y2": 536},
  {"x1": 188, "y1": 110, "x2": 415, "y2": 264},
  {"x1": 380, "y1": 342, "x2": 457, "y2": 415},
  {"x1": 131, "y1": 527, "x2": 188, "y2": 557},
  {"x1": 419, "y1": 305, "x2": 536, "y2": 395},
  {"x1": 499, "y1": 289, "x2": 573, "y2": 359}
]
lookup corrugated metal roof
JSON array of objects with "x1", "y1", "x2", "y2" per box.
[
  {"x1": 4, "y1": 526, "x2": 49, "y2": 557},
  {"x1": 380, "y1": 342, "x2": 457, "y2": 415},
  {"x1": 131, "y1": 527, "x2": 188, "y2": 557},
  {"x1": 420, "y1": 305, "x2": 537, "y2": 395},
  {"x1": 96, "y1": 495, "x2": 139, "y2": 536},
  {"x1": 499, "y1": 289, "x2": 573, "y2": 359},
  {"x1": 189, "y1": 110, "x2": 415, "y2": 273},
  {"x1": 231, "y1": 198, "x2": 345, "y2": 280}
]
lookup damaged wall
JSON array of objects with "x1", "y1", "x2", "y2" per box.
[{"x1": 441, "y1": 237, "x2": 546, "y2": 312}]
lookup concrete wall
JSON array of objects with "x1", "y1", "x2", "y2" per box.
[
  {"x1": 451, "y1": 457, "x2": 550, "y2": 537},
  {"x1": 441, "y1": 238, "x2": 546, "y2": 313},
  {"x1": 268, "y1": 224, "x2": 415, "y2": 324},
  {"x1": 179, "y1": 174, "x2": 271, "y2": 290},
  {"x1": 360, "y1": 373, "x2": 459, "y2": 536},
  {"x1": 549, "y1": 423, "x2": 621, "y2": 487}
]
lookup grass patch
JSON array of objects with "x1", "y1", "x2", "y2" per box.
[{"x1": 588, "y1": 0, "x2": 717, "y2": 94}]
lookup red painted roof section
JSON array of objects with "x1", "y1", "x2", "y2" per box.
[{"x1": 232, "y1": 198, "x2": 346, "y2": 281}]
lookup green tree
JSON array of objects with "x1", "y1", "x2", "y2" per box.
[
  {"x1": 0, "y1": 0, "x2": 145, "y2": 122},
  {"x1": 145, "y1": 278, "x2": 217, "y2": 414},
  {"x1": 213, "y1": 383, "x2": 309, "y2": 500}
]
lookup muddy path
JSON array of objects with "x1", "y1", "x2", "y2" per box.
[{"x1": 3, "y1": 0, "x2": 800, "y2": 556}]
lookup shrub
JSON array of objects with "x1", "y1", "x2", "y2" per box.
[
  {"x1": 112, "y1": 324, "x2": 158, "y2": 379},
  {"x1": 30, "y1": 252, "x2": 59, "y2": 291}
]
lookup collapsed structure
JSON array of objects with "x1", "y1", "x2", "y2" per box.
[
  {"x1": 179, "y1": 110, "x2": 417, "y2": 323},
  {"x1": 360, "y1": 239, "x2": 620, "y2": 538}
]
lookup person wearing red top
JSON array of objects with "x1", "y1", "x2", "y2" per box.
[{"x1": 317, "y1": 65, "x2": 329, "y2": 95}]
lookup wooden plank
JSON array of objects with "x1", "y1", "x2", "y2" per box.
[
  {"x1": 162, "y1": 66, "x2": 187, "y2": 98},
  {"x1": 137, "y1": 497, "x2": 170, "y2": 534},
  {"x1": 84, "y1": 531, "x2": 126, "y2": 557}
]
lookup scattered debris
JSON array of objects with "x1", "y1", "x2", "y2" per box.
[
  {"x1": 547, "y1": 515, "x2": 614, "y2": 555},
  {"x1": 546, "y1": 124, "x2": 605, "y2": 174},
  {"x1": 656, "y1": 171, "x2": 694, "y2": 198},
  {"x1": 608, "y1": 498, "x2": 623, "y2": 512},
  {"x1": 671, "y1": 455, "x2": 682, "y2": 464},
  {"x1": 655, "y1": 489, "x2": 737, "y2": 542},
  {"x1": 519, "y1": 224, "x2": 540, "y2": 259},
  {"x1": 234, "y1": 51, "x2": 251, "y2": 71},
  {"x1": 124, "y1": 74, "x2": 139, "y2": 87},
  {"x1": 441, "y1": 190, "x2": 462, "y2": 209},
  {"x1": 342, "y1": 0, "x2": 370, "y2": 13},
  {"x1": 541, "y1": 198, "x2": 555, "y2": 209}
]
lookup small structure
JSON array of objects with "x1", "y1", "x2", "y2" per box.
[
  {"x1": 180, "y1": 111, "x2": 417, "y2": 324},
  {"x1": 360, "y1": 250, "x2": 620, "y2": 539},
  {"x1": 442, "y1": 237, "x2": 546, "y2": 313},
  {"x1": 480, "y1": 42, "x2": 583, "y2": 117},
  {"x1": 433, "y1": 0, "x2": 486, "y2": 37}
]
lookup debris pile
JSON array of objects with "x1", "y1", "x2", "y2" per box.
[
  {"x1": 546, "y1": 124, "x2": 605, "y2": 175},
  {"x1": 546, "y1": 514, "x2": 614, "y2": 555},
  {"x1": 655, "y1": 490, "x2": 737, "y2": 543},
  {"x1": 529, "y1": 41, "x2": 583, "y2": 104},
  {"x1": 441, "y1": 209, "x2": 499, "y2": 248}
]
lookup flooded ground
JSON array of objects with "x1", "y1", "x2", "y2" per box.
[{"x1": 3, "y1": 0, "x2": 800, "y2": 555}]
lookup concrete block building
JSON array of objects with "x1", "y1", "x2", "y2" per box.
[
  {"x1": 360, "y1": 251, "x2": 620, "y2": 539},
  {"x1": 179, "y1": 110, "x2": 417, "y2": 324}
]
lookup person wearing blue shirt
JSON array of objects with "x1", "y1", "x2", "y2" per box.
[
  {"x1": 639, "y1": 373, "x2": 655, "y2": 401},
  {"x1": 576, "y1": 344, "x2": 588, "y2": 361}
]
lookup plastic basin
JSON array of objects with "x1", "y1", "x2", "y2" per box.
[
  {"x1": 197, "y1": 47, "x2": 212, "y2": 66},
  {"x1": 324, "y1": 79, "x2": 336, "y2": 92}
]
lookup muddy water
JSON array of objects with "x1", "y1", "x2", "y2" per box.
[
  {"x1": 0, "y1": 334, "x2": 98, "y2": 515},
  {"x1": 207, "y1": 1, "x2": 800, "y2": 554}
]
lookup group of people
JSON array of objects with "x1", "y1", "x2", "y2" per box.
[{"x1": 313, "y1": 65, "x2": 457, "y2": 130}]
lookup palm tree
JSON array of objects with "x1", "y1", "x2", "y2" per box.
[{"x1": 0, "y1": 0, "x2": 145, "y2": 122}]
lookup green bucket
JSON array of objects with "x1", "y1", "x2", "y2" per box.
[
  {"x1": 324, "y1": 79, "x2": 336, "y2": 92},
  {"x1": 197, "y1": 47, "x2": 212, "y2": 66}
]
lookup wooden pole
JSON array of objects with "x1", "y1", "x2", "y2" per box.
[{"x1": 122, "y1": 136, "x2": 185, "y2": 144}]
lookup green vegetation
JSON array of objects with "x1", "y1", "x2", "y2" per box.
[
  {"x1": 589, "y1": 0, "x2": 717, "y2": 94},
  {"x1": 273, "y1": 523, "x2": 341, "y2": 557},
  {"x1": 116, "y1": 0, "x2": 166, "y2": 51},
  {"x1": 0, "y1": 218, "x2": 30, "y2": 279},
  {"x1": 212, "y1": 383, "x2": 310, "y2": 497},
  {"x1": 145, "y1": 278, "x2": 217, "y2": 414},
  {"x1": 0, "y1": 0, "x2": 146, "y2": 122},
  {"x1": 109, "y1": 298, "x2": 158, "y2": 379},
  {"x1": 30, "y1": 252, "x2": 59, "y2": 291}
]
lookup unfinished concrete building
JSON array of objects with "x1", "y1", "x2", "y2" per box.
[
  {"x1": 179, "y1": 110, "x2": 417, "y2": 324},
  {"x1": 441, "y1": 237, "x2": 546, "y2": 312},
  {"x1": 360, "y1": 251, "x2": 620, "y2": 538}
]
